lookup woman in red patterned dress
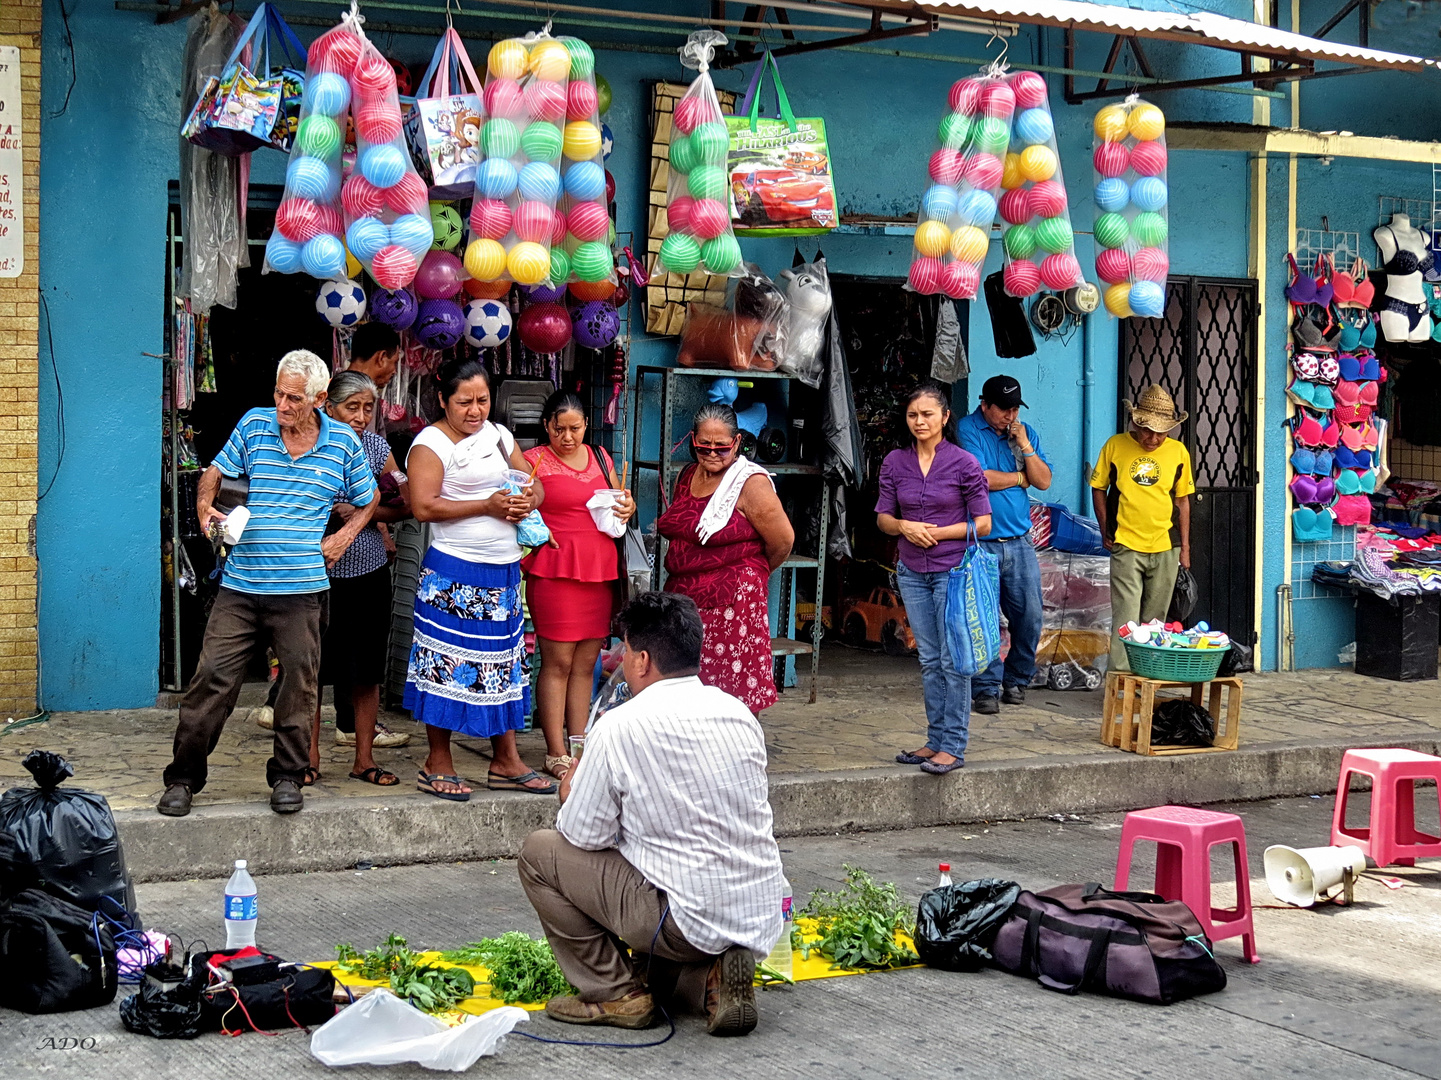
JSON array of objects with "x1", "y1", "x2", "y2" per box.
[{"x1": 657, "y1": 403, "x2": 794, "y2": 715}]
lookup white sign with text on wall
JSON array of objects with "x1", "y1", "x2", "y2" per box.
[{"x1": 0, "y1": 46, "x2": 21, "y2": 279}]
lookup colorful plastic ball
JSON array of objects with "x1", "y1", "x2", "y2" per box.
[
  {"x1": 345, "y1": 216, "x2": 390, "y2": 261},
  {"x1": 517, "y1": 302, "x2": 572, "y2": 353},
  {"x1": 414, "y1": 297, "x2": 467, "y2": 349},
  {"x1": 1093, "y1": 177, "x2": 1130, "y2": 213},
  {"x1": 476, "y1": 158, "x2": 520, "y2": 200},
  {"x1": 316, "y1": 276, "x2": 366, "y2": 327},
  {"x1": 505, "y1": 241, "x2": 549, "y2": 286},
  {"x1": 571, "y1": 240, "x2": 613, "y2": 282},
  {"x1": 276, "y1": 198, "x2": 322, "y2": 243},
  {"x1": 355, "y1": 100, "x2": 401, "y2": 144},
  {"x1": 1095, "y1": 247, "x2": 1133, "y2": 285},
  {"x1": 948, "y1": 77, "x2": 983, "y2": 116},
  {"x1": 514, "y1": 201, "x2": 555, "y2": 244},
  {"x1": 956, "y1": 189, "x2": 998, "y2": 228},
  {"x1": 928, "y1": 149, "x2": 965, "y2": 186},
  {"x1": 1035, "y1": 216, "x2": 1074, "y2": 255},
  {"x1": 566, "y1": 201, "x2": 611, "y2": 243},
  {"x1": 908, "y1": 256, "x2": 943, "y2": 294},
  {"x1": 998, "y1": 188, "x2": 1031, "y2": 226},
  {"x1": 489, "y1": 39, "x2": 529, "y2": 80},
  {"x1": 351, "y1": 53, "x2": 397, "y2": 101},
  {"x1": 371, "y1": 245, "x2": 419, "y2": 291},
  {"x1": 1019, "y1": 145, "x2": 1057, "y2": 183},
  {"x1": 940, "y1": 259, "x2": 981, "y2": 300},
  {"x1": 482, "y1": 119, "x2": 520, "y2": 158},
  {"x1": 484, "y1": 78, "x2": 527, "y2": 121},
  {"x1": 914, "y1": 220, "x2": 951, "y2": 259},
  {"x1": 1131, "y1": 177, "x2": 1168, "y2": 212},
  {"x1": 1128, "y1": 103, "x2": 1166, "y2": 142},
  {"x1": 978, "y1": 81, "x2": 1016, "y2": 119},
  {"x1": 465, "y1": 299, "x2": 513, "y2": 348},
  {"x1": 465, "y1": 277, "x2": 512, "y2": 299},
  {"x1": 316, "y1": 205, "x2": 344, "y2": 238},
  {"x1": 595, "y1": 74, "x2": 612, "y2": 115},
  {"x1": 668, "y1": 134, "x2": 698, "y2": 175},
  {"x1": 962, "y1": 153, "x2": 1004, "y2": 190},
  {"x1": 564, "y1": 160, "x2": 606, "y2": 201},
  {"x1": 570, "y1": 279, "x2": 616, "y2": 302},
  {"x1": 372, "y1": 287, "x2": 418, "y2": 331},
  {"x1": 346, "y1": 248, "x2": 362, "y2": 280},
  {"x1": 313, "y1": 30, "x2": 363, "y2": 78},
  {"x1": 1014, "y1": 108, "x2": 1054, "y2": 146},
  {"x1": 1132, "y1": 211, "x2": 1168, "y2": 248},
  {"x1": 564, "y1": 37, "x2": 596, "y2": 80},
  {"x1": 1103, "y1": 282, "x2": 1133, "y2": 317},
  {"x1": 603, "y1": 122, "x2": 615, "y2": 161},
  {"x1": 341, "y1": 175, "x2": 385, "y2": 219},
  {"x1": 548, "y1": 245, "x2": 571, "y2": 284},
  {"x1": 1094, "y1": 104, "x2": 1129, "y2": 143},
  {"x1": 386, "y1": 173, "x2": 428, "y2": 215},
  {"x1": 520, "y1": 121, "x2": 564, "y2": 162},
  {"x1": 659, "y1": 232, "x2": 702, "y2": 274},
  {"x1": 265, "y1": 235, "x2": 304, "y2": 274},
  {"x1": 297, "y1": 114, "x2": 342, "y2": 159},
  {"x1": 464, "y1": 238, "x2": 508, "y2": 281},
  {"x1": 303, "y1": 72, "x2": 351, "y2": 117},
  {"x1": 950, "y1": 225, "x2": 989, "y2": 263},
  {"x1": 1002, "y1": 224, "x2": 1036, "y2": 260},
  {"x1": 286, "y1": 156, "x2": 335, "y2": 202},
  {"x1": 687, "y1": 199, "x2": 729, "y2": 241},
  {"x1": 1040, "y1": 252, "x2": 1081, "y2": 291},
  {"x1": 974, "y1": 117, "x2": 1012, "y2": 156},
  {"x1": 572, "y1": 300, "x2": 621, "y2": 349},
  {"x1": 1133, "y1": 246, "x2": 1170, "y2": 282},
  {"x1": 687, "y1": 165, "x2": 728, "y2": 202},
  {"x1": 360, "y1": 145, "x2": 406, "y2": 189},
  {"x1": 1028, "y1": 180, "x2": 1067, "y2": 220},
  {"x1": 517, "y1": 161, "x2": 562, "y2": 203},
  {"x1": 529, "y1": 39, "x2": 572, "y2": 81},
  {"x1": 938, "y1": 112, "x2": 972, "y2": 151},
  {"x1": 1128, "y1": 279, "x2": 1166, "y2": 317},
  {"x1": 1001, "y1": 154, "x2": 1025, "y2": 190},
  {"x1": 1094, "y1": 212, "x2": 1130, "y2": 250},
  {"x1": 666, "y1": 195, "x2": 695, "y2": 234},
  {"x1": 414, "y1": 250, "x2": 465, "y2": 299},
  {"x1": 567, "y1": 80, "x2": 599, "y2": 122},
  {"x1": 1004, "y1": 258, "x2": 1041, "y2": 298},
  {"x1": 673, "y1": 95, "x2": 717, "y2": 135},
  {"x1": 431, "y1": 205, "x2": 464, "y2": 251},
  {"x1": 690, "y1": 122, "x2": 729, "y2": 166},
  {"x1": 549, "y1": 207, "x2": 568, "y2": 248},
  {"x1": 921, "y1": 184, "x2": 960, "y2": 222},
  {"x1": 1130, "y1": 140, "x2": 1167, "y2": 178},
  {"x1": 389, "y1": 213, "x2": 435, "y2": 258},
  {"x1": 525, "y1": 80, "x2": 568, "y2": 124},
  {"x1": 1009, "y1": 70, "x2": 1048, "y2": 110},
  {"x1": 701, "y1": 234, "x2": 742, "y2": 275},
  {"x1": 604, "y1": 171, "x2": 617, "y2": 207},
  {"x1": 1093, "y1": 141, "x2": 1131, "y2": 179},
  {"x1": 563, "y1": 120, "x2": 602, "y2": 160}
]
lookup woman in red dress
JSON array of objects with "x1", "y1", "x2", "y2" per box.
[
  {"x1": 657, "y1": 403, "x2": 795, "y2": 715},
  {"x1": 523, "y1": 391, "x2": 634, "y2": 781}
]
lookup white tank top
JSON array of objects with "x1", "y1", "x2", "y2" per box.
[{"x1": 407, "y1": 422, "x2": 522, "y2": 564}]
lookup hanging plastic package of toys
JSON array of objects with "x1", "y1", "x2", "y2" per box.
[
  {"x1": 998, "y1": 70, "x2": 1083, "y2": 299},
  {"x1": 553, "y1": 34, "x2": 618, "y2": 290},
  {"x1": 654, "y1": 30, "x2": 744, "y2": 279},
  {"x1": 325, "y1": 6, "x2": 431, "y2": 291},
  {"x1": 907, "y1": 64, "x2": 1016, "y2": 300},
  {"x1": 1091, "y1": 95, "x2": 1169, "y2": 318},
  {"x1": 463, "y1": 32, "x2": 567, "y2": 287}
]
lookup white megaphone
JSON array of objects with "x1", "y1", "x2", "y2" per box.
[{"x1": 1263, "y1": 844, "x2": 1367, "y2": 907}]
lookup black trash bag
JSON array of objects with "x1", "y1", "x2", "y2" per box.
[
  {"x1": 120, "y1": 962, "x2": 208, "y2": 1039},
  {"x1": 1151, "y1": 701, "x2": 1215, "y2": 747},
  {"x1": 0, "y1": 827, "x2": 40, "y2": 901},
  {"x1": 1217, "y1": 641, "x2": 1253, "y2": 676},
  {"x1": 0, "y1": 888, "x2": 118, "y2": 1013},
  {"x1": 1167, "y1": 567, "x2": 1198, "y2": 624},
  {"x1": 914, "y1": 878, "x2": 1022, "y2": 972},
  {"x1": 0, "y1": 749, "x2": 139, "y2": 920}
]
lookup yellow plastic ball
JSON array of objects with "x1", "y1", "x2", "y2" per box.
[
  {"x1": 950, "y1": 225, "x2": 989, "y2": 263},
  {"x1": 1103, "y1": 282, "x2": 1134, "y2": 318},
  {"x1": 914, "y1": 220, "x2": 952, "y2": 259},
  {"x1": 1001, "y1": 153, "x2": 1025, "y2": 190},
  {"x1": 464, "y1": 238, "x2": 507, "y2": 282},
  {"x1": 1093, "y1": 104, "x2": 1129, "y2": 143},
  {"x1": 507, "y1": 241, "x2": 551, "y2": 285},
  {"x1": 529, "y1": 40, "x2": 572, "y2": 81},
  {"x1": 1019, "y1": 144, "x2": 1057, "y2": 183},
  {"x1": 1128, "y1": 103, "x2": 1166, "y2": 142},
  {"x1": 488, "y1": 39, "x2": 529, "y2": 80},
  {"x1": 562, "y1": 120, "x2": 602, "y2": 161},
  {"x1": 345, "y1": 247, "x2": 362, "y2": 280}
]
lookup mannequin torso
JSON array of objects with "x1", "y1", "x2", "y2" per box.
[{"x1": 1374, "y1": 213, "x2": 1433, "y2": 342}]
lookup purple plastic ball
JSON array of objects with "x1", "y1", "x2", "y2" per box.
[
  {"x1": 570, "y1": 300, "x2": 620, "y2": 350},
  {"x1": 371, "y1": 287, "x2": 418, "y2": 331},
  {"x1": 524, "y1": 282, "x2": 567, "y2": 304},
  {"x1": 414, "y1": 298, "x2": 466, "y2": 349}
]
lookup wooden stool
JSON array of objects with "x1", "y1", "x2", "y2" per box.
[{"x1": 1101, "y1": 672, "x2": 1242, "y2": 755}]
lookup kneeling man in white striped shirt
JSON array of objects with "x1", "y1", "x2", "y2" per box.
[{"x1": 519, "y1": 591, "x2": 786, "y2": 1036}]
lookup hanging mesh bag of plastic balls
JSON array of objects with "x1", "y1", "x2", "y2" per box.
[
  {"x1": 997, "y1": 70, "x2": 1084, "y2": 300},
  {"x1": 1091, "y1": 95, "x2": 1169, "y2": 319},
  {"x1": 553, "y1": 35, "x2": 618, "y2": 289},
  {"x1": 907, "y1": 64, "x2": 1017, "y2": 301},
  {"x1": 654, "y1": 30, "x2": 745, "y2": 280}
]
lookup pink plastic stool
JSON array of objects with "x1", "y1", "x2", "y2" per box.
[
  {"x1": 1331, "y1": 748, "x2": 1441, "y2": 868},
  {"x1": 1114, "y1": 805, "x2": 1259, "y2": 963}
]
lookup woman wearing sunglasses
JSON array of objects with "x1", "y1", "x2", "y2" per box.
[{"x1": 656, "y1": 403, "x2": 795, "y2": 715}]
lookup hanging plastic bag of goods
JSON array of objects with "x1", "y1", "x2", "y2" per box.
[
  {"x1": 554, "y1": 35, "x2": 619, "y2": 289},
  {"x1": 1091, "y1": 96, "x2": 1169, "y2": 318}
]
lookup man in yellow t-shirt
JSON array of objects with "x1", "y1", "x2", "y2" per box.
[{"x1": 1089, "y1": 385, "x2": 1196, "y2": 672}]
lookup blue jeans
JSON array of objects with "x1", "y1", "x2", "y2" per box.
[
  {"x1": 972, "y1": 538, "x2": 1044, "y2": 700},
  {"x1": 895, "y1": 562, "x2": 971, "y2": 760}
]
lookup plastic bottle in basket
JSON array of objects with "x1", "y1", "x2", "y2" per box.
[{"x1": 1091, "y1": 96, "x2": 1168, "y2": 318}]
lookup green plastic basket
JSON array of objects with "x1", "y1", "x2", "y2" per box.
[{"x1": 1122, "y1": 639, "x2": 1227, "y2": 682}]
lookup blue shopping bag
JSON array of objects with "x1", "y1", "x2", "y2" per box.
[{"x1": 945, "y1": 535, "x2": 1000, "y2": 677}]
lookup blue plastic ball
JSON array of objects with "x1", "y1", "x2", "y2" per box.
[
  {"x1": 286, "y1": 156, "x2": 334, "y2": 202},
  {"x1": 921, "y1": 184, "x2": 960, "y2": 222},
  {"x1": 563, "y1": 159, "x2": 605, "y2": 201},
  {"x1": 477, "y1": 158, "x2": 519, "y2": 200},
  {"x1": 1094, "y1": 177, "x2": 1130, "y2": 213},
  {"x1": 301, "y1": 234, "x2": 348, "y2": 280},
  {"x1": 266, "y1": 234, "x2": 304, "y2": 274},
  {"x1": 345, "y1": 217, "x2": 390, "y2": 261},
  {"x1": 1128, "y1": 279, "x2": 1166, "y2": 317},
  {"x1": 518, "y1": 161, "x2": 562, "y2": 203},
  {"x1": 389, "y1": 213, "x2": 435, "y2": 258},
  {"x1": 1013, "y1": 107, "x2": 1054, "y2": 146},
  {"x1": 1130, "y1": 176, "x2": 1169, "y2": 213},
  {"x1": 956, "y1": 189, "x2": 998, "y2": 228},
  {"x1": 303, "y1": 72, "x2": 351, "y2": 117},
  {"x1": 360, "y1": 144, "x2": 407, "y2": 189}
]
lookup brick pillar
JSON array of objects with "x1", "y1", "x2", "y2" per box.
[{"x1": 0, "y1": 0, "x2": 40, "y2": 716}]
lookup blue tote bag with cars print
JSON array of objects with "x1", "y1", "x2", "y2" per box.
[{"x1": 945, "y1": 523, "x2": 1000, "y2": 678}]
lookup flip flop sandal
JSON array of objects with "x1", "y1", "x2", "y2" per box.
[
  {"x1": 350, "y1": 766, "x2": 399, "y2": 787},
  {"x1": 302, "y1": 766, "x2": 321, "y2": 787},
  {"x1": 487, "y1": 769, "x2": 559, "y2": 794},
  {"x1": 895, "y1": 749, "x2": 933, "y2": 765},
  {"x1": 417, "y1": 770, "x2": 472, "y2": 802},
  {"x1": 920, "y1": 758, "x2": 965, "y2": 775},
  {"x1": 544, "y1": 754, "x2": 576, "y2": 781}
]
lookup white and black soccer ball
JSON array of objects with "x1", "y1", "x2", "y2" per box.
[
  {"x1": 601, "y1": 122, "x2": 614, "y2": 162},
  {"x1": 317, "y1": 278, "x2": 366, "y2": 327},
  {"x1": 464, "y1": 299, "x2": 512, "y2": 348}
]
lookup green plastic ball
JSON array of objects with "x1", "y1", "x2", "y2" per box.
[
  {"x1": 687, "y1": 165, "x2": 729, "y2": 201},
  {"x1": 658, "y1": 232, "x2": 701, "y2": 274},
  {"x1": 595, "y1": 73, "x2": 612, "y2": 116},
  {"x1": 668, "y1": 133, "x2": 697, "y2": 175},
  {"x1": 1093, "y1": 212, "x2": 1130, "y2": 250},
  {"x1": 701, "y1": 233, "x2": 742, "y2": 275},
  {"x1": 607, "y1": 221, "x2": 617, "y2": 246},
  {"x1": 564, "y1": 38, "x2": 596, "y2": 80},
  {"x1": 430, "y1": 205, "x2": 464, "y2": 251},
  {"x1": 1132, "y1": 211, "x2": 1169, "y2": 248},
  {"x1": 974, "y1": 116, "x2": 1011, "y2": 155},
  {"x1": 1034, "y1": 216, "x2": 1074, "y2": 255},
  {"x1": 296, "y1": 114, "x2": 341, "y2": 159},
  {"x1": 1002, "y1": 224, "x2": 1036, "y2": 260},
  {"x1": 549, "y1": 245, "x2": 572, "y2": 284},
  {"x1": 938, "y1": 112, "x2": 971, "y2": 151},
  {"x1": 520, "y1": 121, "x2": 563, "y2": 163},
  {"x1": 573, "y1": 240, "x2": 615, "y2": 281},
  {"x1": 689, "y1": 122, "x2": 729, "y2": 166},
  {"x1": 482, "y1": 118, "x2": 520, "y2": 159}
]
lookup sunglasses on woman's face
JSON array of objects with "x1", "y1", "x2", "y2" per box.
[{"x1": 692, "y1": 434, "x2": 738, "y2": 457}]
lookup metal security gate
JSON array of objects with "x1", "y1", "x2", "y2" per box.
[{"x1": 1119, "y1": 277, "x2": 1258, "y2": 649}]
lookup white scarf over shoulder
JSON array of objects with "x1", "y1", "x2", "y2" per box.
[{"x1": 697, "y1": 455, "x2": 774, "y2": 544}]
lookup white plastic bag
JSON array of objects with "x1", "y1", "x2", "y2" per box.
[
  {"x1": 310, "y1": 989, "x2": 528, "y2": 1071},
  {"x1": 586, "y1": 489, "x2": 628, "y2": 538}
]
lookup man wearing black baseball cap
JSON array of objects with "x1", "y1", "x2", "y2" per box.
[{"x1": 957, "y1": 376, "x2": 1052, "y2": 714}]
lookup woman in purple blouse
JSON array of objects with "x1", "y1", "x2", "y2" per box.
[{"x1": 875, "y1": 383, "x2": 992, "y2": 775}]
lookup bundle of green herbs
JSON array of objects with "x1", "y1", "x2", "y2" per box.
[
  {"x1": 795, "y1": 865, "x2": 917, "y2": 971},
  {"x1": 438, "y1": 933, "x2": 576, "y2": 1005},
  {"x1": 335, "y1": 933, "x2": 476, "y2": 1014}
]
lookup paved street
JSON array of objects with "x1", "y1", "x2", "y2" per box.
[{"x1": 2, "y1": 794, "x2": 1438, "y2": 1079}]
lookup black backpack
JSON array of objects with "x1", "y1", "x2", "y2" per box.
[{"x1": 0, "y1": 888, "x2": 118, "y2": 1013}]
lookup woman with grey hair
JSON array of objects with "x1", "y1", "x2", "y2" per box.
[{"x1": 656, "y1": 403, "x2": 794, "y2": 715}]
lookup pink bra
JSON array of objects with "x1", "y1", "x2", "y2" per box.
[
  {"x1": 1339, "y1": 421, "x2": 1377, "y2": 451},
  {"x1": 1292, "y1": 412, "x2": 1325, "y2": 448},
  {"x1": 1333, "y1": 380, "x2": 1378, "y2": 407},
  {"x1": 1333, "y1": 494, "x2": 1372, "y2": 526},
  {"x1": 1333, "y1": 403, "x2": 1374, "y2": 424}
]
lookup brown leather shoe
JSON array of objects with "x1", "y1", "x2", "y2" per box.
[
  {"x1": 704, "y1": 946, "x2": 758, "y2": 1037},
  {"x1": 544, "y1": 990, "x2": 655, "y2": 1029},
  {"x1": 157, "y1": 784, "x2": 192, "y2": 817}
]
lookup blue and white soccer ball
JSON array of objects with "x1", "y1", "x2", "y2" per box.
[
  {"x1": 464, "y1": 299, "x2": 512, "y2": 348},
  {"x1": 601, "y1": 122, "x2": 614, "y2": 161},
  {"x1": 317, "y1": 278, "x2": 366, "y2": 327}
]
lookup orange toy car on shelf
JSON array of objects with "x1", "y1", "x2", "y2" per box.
[{"x1": 839, "y1": 587, "x2": 916, "y2": 656}]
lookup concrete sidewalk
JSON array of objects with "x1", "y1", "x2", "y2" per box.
[{"x1": 4, "y1": 649, "x2": 1440, "y2": 881}]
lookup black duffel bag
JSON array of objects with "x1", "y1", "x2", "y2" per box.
[
  {"x1": 0, "y1": 888, "x2": 118, "y2": 1013},
  {"x1": 121, "y1": 950, "x2": 335, "y2": 1038},
  {"x1": 914, "y1": 878, "x2": 1021, "y2": 972}
]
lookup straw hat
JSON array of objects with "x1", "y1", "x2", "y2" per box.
[{"x1": 1124, "y1": 385, "x2": 1187, "y2": 433}]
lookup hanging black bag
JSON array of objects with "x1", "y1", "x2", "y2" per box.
[
  {"x1": 1167, "y1": 566, "x2": 1198, "y2": 624},
  {"x1": 914, "y1": 878, "x2": 1021, "y2": 972},
  {"x1": 0, "y1": 888, "x2": 118, "y2": 1013}
]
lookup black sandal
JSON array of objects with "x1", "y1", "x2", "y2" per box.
[
  {"x1": 350, "y1": 766, "x2": 399, "y2": 786},
  {"x1": 302, "y1": 766, "x2": 321, "y2": 787}
]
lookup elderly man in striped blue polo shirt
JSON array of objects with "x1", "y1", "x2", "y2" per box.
[{"x1": 159, "y1": 350, "x2": 377, "y2": 817}]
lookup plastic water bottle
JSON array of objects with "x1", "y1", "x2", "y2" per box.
[
  {"x1": 764, "y1": 880, "x2": 794, "y2": 982},
  {"x1": 224, "y1": 860, "x2": 258, "y2": 949},
  {"x1": 937, "y1": 862, "x2": 953, "y2": 888}
]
